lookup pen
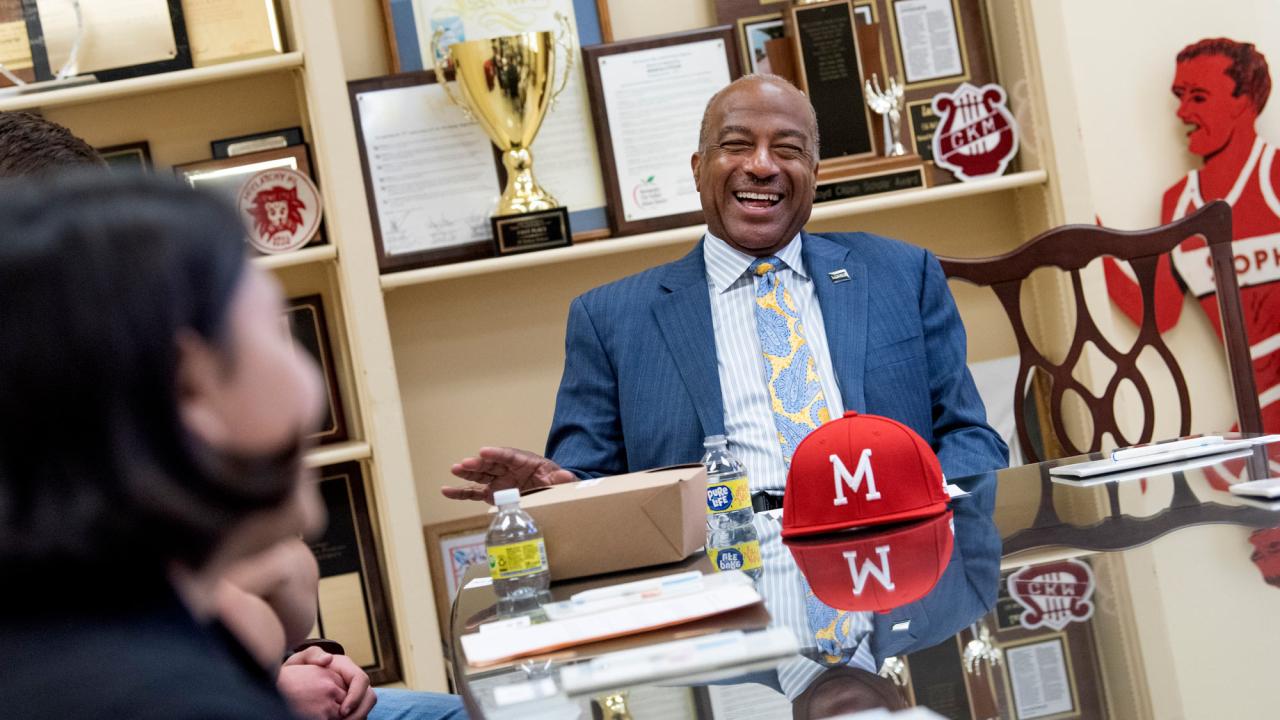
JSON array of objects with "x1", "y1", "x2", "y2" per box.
[
  {"x1": 570, "y1": 570, "x2": 703, "y2": 604},
  {"x1": 1111, "y1": 435, "x2": 1223, "y2": 462}
]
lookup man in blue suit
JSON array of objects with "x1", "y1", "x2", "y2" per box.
[{"x1": 445, "y1": 74, "x2": 1007, "y2": 504}]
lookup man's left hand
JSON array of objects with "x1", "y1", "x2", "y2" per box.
[{"x1": 323, "y1": 653, "x2": 378, "y2": 719}]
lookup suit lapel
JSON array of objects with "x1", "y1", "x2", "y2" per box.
[
  {"x1": 803, "y1": 232, "x2": 868, "y2": 412},
  {"x1": 652, "y1": 242, "x2": 726, "y2": 437}
]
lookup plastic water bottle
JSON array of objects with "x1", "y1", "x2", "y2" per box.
[
  {"x1": 702, "y1": 435, "x2": 762, "y2": 581},
  {"x1": 707, "y1": 521, "x2": 763, "y2": 581},
  {"x1": 486, "y1": 488, "x2": 550, "y2": 614},
  {"x1": 702, "y1": 435, "x2": 754, "y2": 529}
]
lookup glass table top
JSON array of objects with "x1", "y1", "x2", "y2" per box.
[{"x1": 448, "y1": 439, "x2": 1280, "y2": 719}]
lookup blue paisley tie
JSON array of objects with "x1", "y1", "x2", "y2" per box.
[{"x1": 750, "y1": 256, "x2": 831, "y2": 467}]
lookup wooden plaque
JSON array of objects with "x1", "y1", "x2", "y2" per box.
[
  {"x1": 285, "y1": 294, "x2": 348, "y2": 446},
  {"x1": 308, "y1": 462, "x2": 401, "y2": 685}
]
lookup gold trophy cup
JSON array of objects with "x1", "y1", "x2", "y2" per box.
[{"x1": 432, "y1": 16, "x2": 575, "y2": 255}]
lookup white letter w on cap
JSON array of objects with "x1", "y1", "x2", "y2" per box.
[
  {"x1": 843, "y1": 546, "x2": 895, "y2": 595},
  {"x1": 831, "y1": 449, "x2": 881, "y2": 506}
]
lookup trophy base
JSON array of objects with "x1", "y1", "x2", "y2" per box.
[
  {"x1": 814, "y1": 154, "x2": 926, "y2": 204},
  {"x1": 491, "y1": 207, "x2": 573, "y2": 256}
]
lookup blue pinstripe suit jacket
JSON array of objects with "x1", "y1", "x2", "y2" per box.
[{"x1": 544, "y1": 231, "x2": 1008, "y2": 481}]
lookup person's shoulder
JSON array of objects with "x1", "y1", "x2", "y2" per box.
[
  {"x1": 808, "y1": 231, "x2": 929, "y2": 266},
  {"x1": 574, "y1": 251, "x2": 695, "y2": 310}
]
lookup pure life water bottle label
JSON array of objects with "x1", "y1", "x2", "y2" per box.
[
  {"x1": 708, "y1": 541, "x2": 762, "y2": 573},
  {"x1": 707, "y1": 475, "x2": 751, "y2": 514}
]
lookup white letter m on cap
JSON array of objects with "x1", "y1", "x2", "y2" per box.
[
  {"x1": 832, "y1": 449, "x2": 881, "y2": 506},
  {"x1": 844, "y1": 546, "x2": 895, "y2": 595}
]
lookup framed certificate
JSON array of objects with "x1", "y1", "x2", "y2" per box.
[
  {"x1": 284, "y1": 294, "x2": 347, "y2": 446},
  {"x1": 349, "y1": 71, "x2": 502, "y2": 273},
  {"x1": 179, "y1": 0, "x2": 284, "y2": 67},
  {"x1": 309, "y1": 462, "x2": 400, "y2": 685},
  {"x1": 22, "y1": 0, "x2": 193, "y2": 82},
  {"x1": 0, "y1": 0, "x2": 36, "y2": 87},
  {"x1": 583, "y1": 27, "x2": 741, "y2": 236},
  {"x1": 890, "y1": 0, "x2": 966, "y2": 86},
  {"x1": 377, "y1": 0, "x2": 612, "y2": 239}
]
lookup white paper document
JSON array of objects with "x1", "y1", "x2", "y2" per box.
[
  {"x1": 597, "y1": 39, "x2": 732, "y2": 223},
  {"x1": 1007, "y1": 639, "x2": 1074, "y2": 719},
  {"x1": 893, "y1": 0, "x2": 963, "y2": 84},
  {"x1": 355, "y1": 82, "x2": 500, "y2": 254},
  {"x1": 1048, "y1": 439, "x2": 1255, "y2": 478}
]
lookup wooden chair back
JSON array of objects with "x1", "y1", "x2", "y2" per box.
[{"x1": 939, "y1": 200, "x2": 1262, "y2": 462}]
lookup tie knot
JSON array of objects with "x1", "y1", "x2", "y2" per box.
[{"x1": 750, "y1": 257, "x2": 780, "y2": 277}]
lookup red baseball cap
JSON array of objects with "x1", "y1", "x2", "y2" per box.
[
  {"x1": 782, "y1": 410, "x2": 947, "y2": 538},
  {"x1": 784, "y1": 511, "x2": 955, "y2": 612}
]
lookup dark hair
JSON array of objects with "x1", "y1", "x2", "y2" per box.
[
  {"x1": 0, "y1": 172, "x2": 295, "y2": 579},
  {"x1": 1178, "y1": 38, "x2": 1271, "y2": 113},
  {"x1": 0, "y1": 111, "x2": 104, "y2": 177}
]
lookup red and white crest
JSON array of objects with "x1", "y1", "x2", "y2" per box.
[
  {"x1": 931, "y1": 83, "x2": 1019, "y2": 182},
  {"x1": 1007, "y1": 559, "x2": 1095, "y2": 631},
  {"x1": 238, "y1": 167, "x2": 323, "y2": 254}
]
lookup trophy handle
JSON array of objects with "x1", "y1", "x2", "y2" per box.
[
  {"x1": 550, "y1": 12, "x2": 576, "y2": 106},
  {"x1": 430, "y1": 27, "x2": 470, "y2": 116}
]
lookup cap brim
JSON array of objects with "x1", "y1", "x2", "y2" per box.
[{"x1": 780, "y1": 498, "x2": 949, "y2": 539}]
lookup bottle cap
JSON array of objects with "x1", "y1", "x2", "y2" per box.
[
  {"x1": 493, "y1": 488, "x2": 521, "y2": 506},
  {"x1": 703, "y1": 434, "x2": 728, "y2": 449}
]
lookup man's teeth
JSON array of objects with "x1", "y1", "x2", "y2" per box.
[{"x1": 735, "y1": 192, "x2": 780, "y2": 202}]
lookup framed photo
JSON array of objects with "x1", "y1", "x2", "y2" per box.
[
  {"x1": 173, "y1": 144, "x2": 326, "y2": 255},
  {"x1": 583, "y1": 26, "x2": 741, "y2": 236},
  {"x1": 97, "y1": 141, "x2": 152, "y2": 172},
  {"x1": 285, "y1": 294, "x2": 347, "y2": 446},
  {"x1": 22, "y1": 0, "x2": 193, "y2": 82},
  {"x1": 424, "y1": 515, "x2": 493, "y2": 640},
  {"x1": 309, "y1": 462, "x2": 400, "y2": 685},
  {"x1": 737, "y1": 14, "x2": 784, "y2": 74},
  {"x1": 349, "y1": 71, "x2": 501, "y2": 273},
  {"x1": 376, "y1": 0, "x2": 612, "y2": 239}
]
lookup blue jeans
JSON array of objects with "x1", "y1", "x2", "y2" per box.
[{"x1": 370, "y1": 689, "x2": 469, "y2": 720}]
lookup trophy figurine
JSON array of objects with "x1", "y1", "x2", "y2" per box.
[
  {"x1": 432, "y1": 16, "x2": 575, "y2": 255},
  {"x1": 864, "y1": 73, "x2": 907, "y2": 157}
]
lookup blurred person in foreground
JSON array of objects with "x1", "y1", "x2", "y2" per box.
[
  {"x1": 0, "y1": 111, "x2": 468, "y2": 720},
  {"x1": 0, "y1": 172, "x2": 327, "y2": 718}
]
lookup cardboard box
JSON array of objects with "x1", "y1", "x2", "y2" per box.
[
  {"x1": 422, "y1": 463, "x2": 709, "y2": 634},
  {"x1": 519, "y1": 464, "x2": 708, "y2": 581}
]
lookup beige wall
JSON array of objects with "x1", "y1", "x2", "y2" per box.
[{"x1": 1042, "y1": 1, "x2": 1280, "y2": 717}]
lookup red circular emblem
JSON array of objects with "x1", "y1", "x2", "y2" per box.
[{"x1": 238, "y1": 167, "x2": 323, "y2": 254}]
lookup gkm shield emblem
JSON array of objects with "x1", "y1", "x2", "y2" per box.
[
  {"x1": 238, "y1": 167, "x2": 323, "y2": 254},
  {"x1": 1007, "y1": 559, "x2": 1095, "y2": 631},
  {"x1": 930, "y1": 82, "x2": 1019, "y2": 182}
]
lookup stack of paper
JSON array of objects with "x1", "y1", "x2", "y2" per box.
[
  {"x1": 460, "y1": 571, "x2": 761, "y2": 667},
  {"x1": 559, "y1": 628, "x2": 798, "y2": 695}
]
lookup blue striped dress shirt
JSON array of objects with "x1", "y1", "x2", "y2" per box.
[{"x1": 703, "y1": 233, "x2": 845, "y2": 495}]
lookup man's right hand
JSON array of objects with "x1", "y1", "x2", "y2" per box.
[{"x1": 443, "y1": 446, "x2": 577, "y2": 502}]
